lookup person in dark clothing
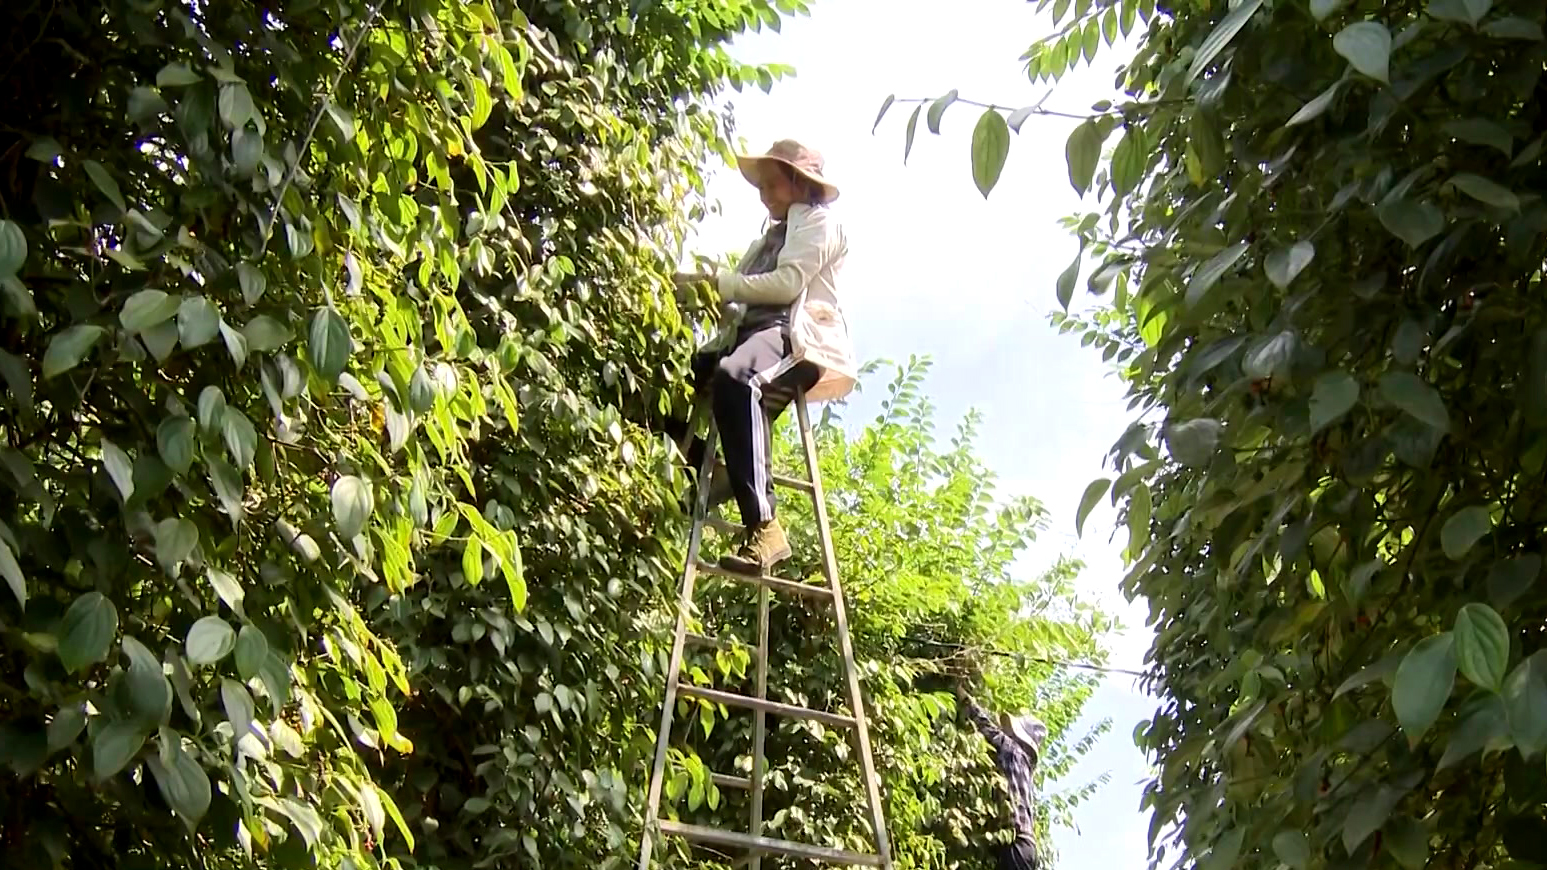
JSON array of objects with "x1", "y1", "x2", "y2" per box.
[
  {"x1": 669, "y1": 139, "x2": 857, "y2": 574},
  {"x1": 957, "y1": 682, "x2": 1047, "y2": 870}
]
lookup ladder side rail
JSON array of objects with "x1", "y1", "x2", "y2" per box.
[
  {"x1": 637, "y1": 424, "x2": 722, "y2": 870},
  {"x1": 795, "y1": 394, "x2": 895, "y2": 868},
  {"x1": 749, "y1": 583, "x2": 771, "y2": 870}
]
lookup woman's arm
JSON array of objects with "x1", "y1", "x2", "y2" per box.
[
  {"x1": 717, "y1": 207, "x2": 837, "y2": 306},
  {"x1": 958, "y1": 687, "x2": 1012, "y2": 754}
]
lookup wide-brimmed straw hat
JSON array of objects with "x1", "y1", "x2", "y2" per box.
[
  {"x1": 736, "y1": 139, "x2": 840, "y2": 204},
  {"x1": 1004, "y1": 713, "x2": 1048, "y2": 763}
]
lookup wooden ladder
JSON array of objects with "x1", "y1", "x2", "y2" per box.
[{"x1": 637, "y1": 390, "x2": 893, "y2": 869}]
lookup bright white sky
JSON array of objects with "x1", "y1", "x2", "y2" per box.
[{"x1": 688, "y1": 1, "x2": 1155, "y2": 866}]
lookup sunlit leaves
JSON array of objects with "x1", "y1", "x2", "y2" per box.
[
  {"x1": 1064, "y1": 120, "x2": 1101, "y2": 196},
  {"x1": 186, "y1": 616, "x2": 236, "y2": 666},
  {"x1": 332, "y1": 476, "x2": 373, "y2": 540}
]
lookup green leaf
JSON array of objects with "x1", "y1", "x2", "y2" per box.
[
  {"x1": 307, "y1": 308, "x2": 352, "y2": 383},
  {"x1": 331, "y1": 475, "x2": 374, "y2": 539},
  {"x1": 235, "y1": 625, "x2": 268, "y2": 681},
  {"x1": 379, "y1": 786, "x2": 416, "y2": 851},
  {"x1": 1265, "y1": 241, "x2": 1314, "y2": 288},
  {"x1": 146, "y1": 739, "x2": 210, "y2": 830},
  {"x1": 59, "y1": 591, "x2": 118, "y2": 674},
  {"x1": 186, "y1": 616, "x2": 236, "y2": 666},
  {"x1": 47, "y1": 704, "x2": 86, "y2": 752},
  {"x1": 157, "y1": 417, "x2": 196, "y2": 474},
  {"x1": 926, "y1": 89, "x2": 958, "y2": 134},
  {"x1": 0, "y1": 220, "x2": 26, "y2": 279},
  {"x1": 198, "y1": 387, "x2": 226, "y2": 434},
  {"x1": 1428, "y1": 0, "x2": 1492, "y2": 26},
  {"x1": 221, "y1": 407, "x2": 257, "y2": 470},
  {"x1": 43, "y1": 325, "x2": 105, "y2": 378},
  {"x1": 276, "y1": 798, "x2": 324, "y2": 847},
  {"x1": 970, "y1": 109, "x2": 1012, "y2": 198},
  {"x1": 156, "y1": 63, "x2": 202, "y2": 87},
  {"x1": 1441, "y1": 506, "x2": 1492, "y2": 560},
  {"x1": 1442, "y1": 117, "x2": 1514, "y2": 157},
  {"x1": 0, "y1": 538, "x2": 24, "y2": 609},
  {"x1": 208, "y1": 456, "x2": 245, "y2": 526},
  {"x1": 1286, "y1": 81, "x2": 1342, "y2": 126},
  {"x1": 1055, "y1": 247, "x2": 1082, "y2": 310},
  {"x1": 1482, "y1": 16, "x2": 1544, "y2": 40},
  {"x1": 206, "y1": 567, "x2": 245, "y2": 617},
  {"x1": 903, "y1": 105, "x2": 922, "y2": 163},
  {"x1": 1334, "y1": 21, "x2": 1392, "y2": 82},
  {"x1": 121, "y1": 289, "x2": 181, "y2": 333},
  {"x1": 236, "y1": 263, "x2": 266, "y2": 304},
  {"x1": 218, "y1": 83, "x2": 255, "y2": 129},
  {"x1": 1335, "y1": 650, "x2": 1402, "y2": 698},
  {"x1": 121, "y1": 636, "x2": 171, "y2": 725},
  {"x1": 241, "y1": 315, "x2": 292, "y2": 353},
  {"x1": 1454, "y1": 602, "x2": 1509, "y2": 690},
  {"x1": 1309, "y1": 0, "x2": 1346, "y2": 20},
  {"x1": 83, "y1": 160, "x2": 127, "y2": 213},
  {"x1": 1310, "y1": 371, "x2": 1359, "y2": 431},
  {"x1": 1488, "y1": 554, "x2": 1540, "y2": 610},
  {"x1": 1438, "y1": 694, "x2": 1507, "y2": 768},
  {"x1": 153, "y1": 517, "x2": 199, "y2": 574},
  {"x1": 93, "y1": 721, "x2": 146, "y2": 780},
  {"x1": 1392, "y1": 632, "x2": 1457, "y2": 741},
  {"x1": 1378, "y1": 199, "x2": 1446, "y2": 248},
  {"x1": 1185, "y1": 242, "x2": 1248, "y2": 307},
  {"x1": 872, "y1": 94, "x2": 895, "y2": 134},
  {"x1": 1076, "y1": 478, "x2": 1111, "y2": 538},
  {"x1": 1243, "y1": 331, "x2": 1296, "y2": 380},
  {"x1": 1272, "y1": 830, "x2": 1310, "y2": 869},
  {"x1": 1448, "y1": 173, "x2": 1520, "y2": 210},
  {"x1": 221, "y1": 678, "x2": 254, "y2": 746},
  {"x1": 1344, "y1": 785, "x2": 1402, "y2": 852},
  {"x1": 1379, "y1": 371, "x2": 1450, "y2": 432},
  {"x1": 463, "y1": 537, "x2": 485, "y2": 585},
  {"x1": 1505, "y1": 653, "x2": 1547, "y2": 757},
  {"x1": 1384, "y1": 816, "x2": 1429, "y2": 870},
  {"x1": 177, "y1": 296, "x2": 221, "y2": 348},
  {"x1": 1165, "y1": 419, "x2": 1221, "y2": 468},
  {"x1": 1064, "y1": 120, "x2": 1101, "y2": 196},
  {"x1": 101, "y1": 438, "x2": 135, "y2": 502},
  {"x1": 1186, "y1": 0, "x2": 1265, "y2": 83},
  {"x1": 1126, "y1": 482, "x2": 1152, "y2": 557}
]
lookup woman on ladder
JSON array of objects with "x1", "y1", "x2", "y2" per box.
[{"x1": 673, "y1": 139, "x2": 857, "y2": 574}]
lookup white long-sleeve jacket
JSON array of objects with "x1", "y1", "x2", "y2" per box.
[{"x1": 717, "y1": 203, "x2": 857, "y2": 402}]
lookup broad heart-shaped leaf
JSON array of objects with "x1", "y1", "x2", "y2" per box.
[
  {"x1": 156, "y1": 416, "x2": 196, "y2": 475},
  {"x1": 42, "y1": 324, "x2": 105, "y2": 379},
  {"x1": 1334, "y1": 21, "x2": 1392, "y2": 82},
  {"x1": 221, "y1": 678, "x2": 255, "y2": 749},
  {"x1": 1344, "y1": 785, "x2": 1402, "y2": 852},
  {"x1": 1379, "y1": 371, "x2": 1450, "y2": 432},
  {"x1": 1453, "y1": 602, "x2": 1509, "y2": 690},
  {"x1": 121, "y1": 636, "x2": 172, "y2": 726},
  {"x1": 1448, "y1": 173, "x2": 1520, "y2": 210},
  {"x1": 1186, "y1": 0, "x2": 1265, "y2": 83},
  {"x1": 970, "y1": 108, "x2": 1012, "y2": 198},
  {"x1": 92, "y1": 720, "x2": 146, "y2": 780},
  {"x1": 1488, "y1": 554, "x2": 1541, "y2": 610},
  {"x1": 83, "y1": 159, "x2": 127, "y2": 213},
  {"x1": 176, "y1": 296, "x2": 220, "y2": 348},
  {"x1": 1286, "y1": 81, "x2": 1341, "y2": 126},
  {"x1": 120, "y1": 289, "x2": 181, "y2": 333},
  {"x1": 235, "y1": 625, "x2": 268, "y2": 681},
  {"x1": 146, "y1": 738, "x2": 210, "y2": 830},
  {"x1": 1265, "y1": 241, "x2": 1314, "y2": 288},
  {"x1": 1272, "y1": 830, "x2": 1310, "y2": 869},
  {"x1": 185, "y1": 615, "x2": 236, "y2": 666},
  {"x1": 1076, "y1": 478, "x2": 1111, "y2": 537},
  {"x1": 1384, "y1": 816, "x2": 1429, "y2": 870},
  {"x1": 1309, "y1": 0, "x2": 1346, "y2": 20},
  {"x1": 1440, "y1": 506, "x2": 1493, "y2": 560},
  {"x1": 1064, "y1": 120, "x2": 1101, "y2": 196},
  {"x1": 1310, "y1": 371, "x2": 1359, "y2": 431},
  {"x1": 1378, "y1": 199, "x2": 1446, "y2": 248},
  {"x1": 0, "y1": 537, "x2": 24, "y2": 609},
  {"x1": 1165, "y1": 418, "x2": 1221, "y2": 468},
  {"x1": 1243, "y1": 330, "x2": 1296, "y2": 380},
  {"x1": 197, "y1": 386, "x2": 226, "y2": 434},
  {"x1": 307, "y1": 307, "x2": 352, "y2": 383},
  {"x1": 208, "y1": 456, "x2": 245, "y2": 526},
  {"x1": 153, "y1": 517, "x2": 198, "y2": 574},
  {"x1": 221, "y1": 407, "x2": 258, "y2": 470},
  {"x1": 331, "y1": 475, "x2": 374, "y2": 539},
  {"x1": 1482, "y1": 16, "x2": 1543, "y2": 40},
  {"x1": 241, "y1": 314, "x2": 293, "y2": 353},
  {"x1": 58, "y1": 591, "x2": 119, "y2": 674},
  {"x1": 236, "y1": 262, "x2": 267, "y2": 304},
  {"x1": 1504, "y1": 653, "x2": 1547, "y2": 757},
  {"x1": 1392, "y1": 632, "x2": 1457, "y2": 741},
  {"x1": 1186, "y1": 242, "x2": 1249, "y2": 307},
  {"x1": 0, "y1": 219, "x2": 26, "y2": 278},
  {"x1": 100, "y1": 438, "x2": 135, "y2": 502},
  {"x1": 47, "y1": 704, "x2": 86, "y2": 752},
  {"x1": 206, "y1": 567, "x2": 245, "y2": 617},
  {"x1": 1438, "y1": 693, "x2": 1507, "y2": 769}
]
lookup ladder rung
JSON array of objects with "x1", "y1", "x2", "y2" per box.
[
  {"x1": 712, "y1": 460, "x2": 814, "y2": 494},
  {"x1": 695, "y1": 561, "x2": 833, "y2": 601},
  {"x1": 712, "y1": 772, "x2": 751, "y2": 790},
  {"x1": 704, "y1": 516, "x2": 744, "y2": 537},
  {"x1": 677, "y1": 685, "x2": 856, "y2": 729},
  {"x1": 685, "y1": 632, "x2": 751, "y2": 655},
  {"x1": 659, "y1": 820, "x2": 884, "y2": 867}
]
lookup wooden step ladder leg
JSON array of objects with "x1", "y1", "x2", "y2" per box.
[
  {"x1": 638, "y1": 424, "x2": 721, "y2": 870},
  {"x1": 796, "y1": 394, "x2": 894, "y2": 868},
  {"x1": 748, "y1": 581, "x2": 770, "y2": 870}
]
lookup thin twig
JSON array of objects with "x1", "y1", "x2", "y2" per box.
[
  {"x1": 889, "y1": 94, "x2": 1188, "y2": 123},
  {"x1": 902, "y1": 635, "x2": 1147, "y2": 678}
]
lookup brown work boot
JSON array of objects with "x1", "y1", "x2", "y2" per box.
[{"x1": 720, "y1": 518, "x2": 791, "y2": 574}]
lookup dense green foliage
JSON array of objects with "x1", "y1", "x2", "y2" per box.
[
  {"x1": 0, "y1": 1, "x2": 1112, "y2": 868},
  {"x1": 898, "y1": 0, "x2": 1547, "y2": 867}
]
